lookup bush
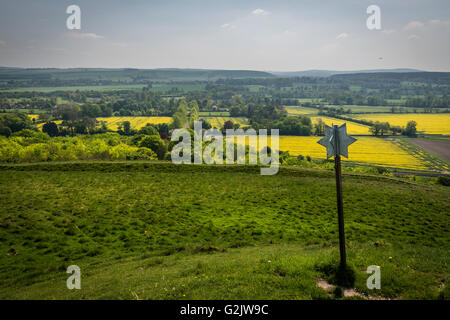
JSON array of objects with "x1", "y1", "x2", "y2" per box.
[
  {"x1": 42, "y1": 122, "x2": 59, "y2": 137},
  {"x1": 133, "y1": 147, "x2": 157, "y2": 160},
  {"x1": 0, "y1": 125, "x2": 12, "y2": 137},
  {"x1": 12, "y1": 129, "x2": 49, "y2": 142},
  {"x1": 437, "y1": 176, "x2": 450, "y2": 186},
  {"x1": 0, "y1": 113, "x2": 32, "y2": 135},
  {"x1": 376, "y1": 167, "x2": 390, "y2": 174},
  {"x1": 0, "y1": 133, "x2": 160, "y2": 163},
  {"x1": 109, "y1": 144, "x2": 137, "y2": 160},
  {"x1": 139, "y1": 135, "x2": 167, "y2": 160},
  {"x1": 138, "y1": 125, "x2": 159, "y2": 136},
  {"x1": 0, "y1": 136, "x2": 20, "y2": 162},
  {"x1": 279, "y1": 151, "x2": 290, "y2": 164}
]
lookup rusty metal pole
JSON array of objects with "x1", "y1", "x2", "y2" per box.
[{"x1": 333, "y1": 125, "x2": 346, "y2": 267}]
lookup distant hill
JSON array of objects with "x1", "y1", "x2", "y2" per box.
[
  {"x1": 330, "y1": 72, "x2": 450, "y2": 85},
  {"x1": 0, "y1": 68, "x2": 275, "y2": 81},
  {"x1": 271, "y1": 69, "x2": 423, "y2": 78},
  {"x1": 0, "y1": 67, "x2": 428, "y2": 81},
  {"x1": 2, "y1": 67, "x2": 447, "y2": 90}
]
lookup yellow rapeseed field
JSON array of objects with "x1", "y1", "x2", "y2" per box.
[
  {"x1": 201, "y1": 117, "x2": 249, "y2": 129},
  {"x1": 96, "y1": 117, "x2": 173, "y2": 130},
  {"x1": 285, "y1": 106, "x2": 318, "y2": 115},
  {"x1": 309, "y1": 116, "x2": 372, "y2": 135},
  {"x1": 350, "y1": 113, "x2": 450, "y2": 135},
  {"x1": 37, "y1": 120, "x2": 62, "y2": 129},
  {"x1": 27, "y1": 114, "x2": 40, "y2": 121},
  {"x1": 275, "y1": 136, "x2": 427, "y2": 170}
]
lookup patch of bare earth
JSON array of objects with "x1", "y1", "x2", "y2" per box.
[
  {"x1": 407, "y1": 138, "x2": 450, "y2": 162},
  {"x1": 316, "y1": 278, "x2": 389, "y2": 300}
]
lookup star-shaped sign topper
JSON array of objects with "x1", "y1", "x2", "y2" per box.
[{"x1": 317, "y1": 123, "x2": 357, "y2": 158}]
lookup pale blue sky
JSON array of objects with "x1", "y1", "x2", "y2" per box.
[{"x1": 0, "y1": 0, "x2": 449, "y2": 71}]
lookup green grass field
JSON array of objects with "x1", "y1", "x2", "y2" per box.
[
  {"x1": 0, "y1": 162, "x2": 449, "y2": 299},
  {"x1": 285, "y1": 106, "x2": 319, "y2": 115},
  {"x1": 198, "y1": 111, "x2": 231, "y2": 117}
]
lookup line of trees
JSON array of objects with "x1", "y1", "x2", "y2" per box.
[
  {"x1": 0, "y1": 113, "x2": 33, "y2": 137},
  {"x1": 370, "y1": 120, "x2": 417, "y2": 137}
]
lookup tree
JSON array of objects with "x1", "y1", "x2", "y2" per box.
[
  {"x1": 189, "y1": 100, "x2": 199, "y2": 128},
  {"x1": 273, "y1": 117, "x2": 312, "y2": 136},
  {"x1": 74, "y1": 121, "x2": 87, "y2": 134},
  {"x1": 139, "y1": 125, "x2": 159, "y2": 136},
  {"x1": 42, "y1": 121, "x2": 59, "y2": 137},
  {"x1": 370, "y1": 121, "x2": 390, "y2": 136},
  {"x1": 178, "y1": 100, "x2": 188, "y2": 118},
  {"x1": 202, "y1": 120, "x2": 212, "y2": 130},
  {"x1": 390, "y1": 126, "x2": 402, "y2": 136},
  {"x1": 0, "y1": 113, "x2": 32, "y2": 134},
  {"x1": 54, "y1": 105, "x2": 81, "y2": 121},
  {"x1": 82, "y1": 117, "x2": 97, "y2": 133},
  {"x1": 379, "y1": 122, "x2": 390, "y2": 136},
  {"x1": 314, "y1": 118, "x2": 326, "y2": 136},
  {"x1": 39, "y1": 114, "x2": 51, "y2": 122},
  {"x1": 98, "y1": 122, "x2": 108, "y2": 133},
  {"x1": 0, "y1": 125, "x2": 12, "y2": 137},
  {"x1": 172, "y1": 112, "x2": 186, "y2": 129},
  {"x1": 171, "y1": 100, "x2": 189, "y2": 129},
  {"x1": 81, "y1": 104, "x2": 101, "y2": 118},
  {"x1": 231, "y1": 95, "x2": 244, "y2": 106},
  {"x1": 403, "y1": 120, "x2": 417, "y2": 137},
  {"x1": 12, "y1": 129, "x2": 50, "y2": 142},
  {"x1": 370, "y1": 122, "x2": 380, "y2": 136},
  {"x1": 223, "y1": 120, "x2": 234, "y2": 130},
  {"x1": 118, "y1": 121, "x2": 134, "y2": 135},
  {"x1": 139, "y1": 135, "x2": 167, "y2": 159},
  {"x1": 230, "y1": 105, "x2": 246, "y2": 117}
]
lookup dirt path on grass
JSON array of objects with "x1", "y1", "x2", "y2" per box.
[
  {"x1": 406, "y1": 138, "x2": 450, "y2": 162},
  {"x1": 316, "y1": 278, "x2": 389, "y2": 300}
]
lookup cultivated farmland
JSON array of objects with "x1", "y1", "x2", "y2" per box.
[
  {"x1": 97, "y1": 117, "x2": 173, "y2": 130},
  {"x1": 276, "y1": 136, "x2": 429, "y2": 170},
  {"x1": 350, "y1": 114, "x2": 450, "y2": 135},
  {"x1": 285, "y1": 106, "x2": 318, "y2": 115},
  {"x1": 27, "y1": 114, "x2": 40, "y2": 121},
  {"x1": 406, "y1": 138, "x2": 450, "y2": 162},
  {"x1": 309, "y1": 117, "x2": 372, "y2": 135},
  {"x1": 200, "y1": 117, "x2": 250, "y2": 129}
]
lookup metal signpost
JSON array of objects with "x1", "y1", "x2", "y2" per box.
[{"x1": 317, "y1": 123, "x2": 357, "y2": 267}]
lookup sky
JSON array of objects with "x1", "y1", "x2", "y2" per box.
[{"x1": 0, "y1": 0, "x2": 449, "y2": 71}]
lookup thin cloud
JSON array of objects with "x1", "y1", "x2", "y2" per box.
[
  {"x1": 336, "y1": 33, "x2": 349, "y2": 40},
  {"x1": 252, "y1": 8, "x2": 270, "y2": 16},
  {"x1": 67, "y1": 32, "x2": 104, "y2": 39},
  {"x1": 221, "y1": 23, "x2": 236, "y2": 30},
  {"x1": 404, "y1": 21, "x2": 424, "y2": 31},
  {"x1": 429, "y1": 19, "x2": 450, "y2": 27},
  {"x1": 382, "y1": 29, "x2": 396, "y2": 35},
  {"x1": 408, "y1": 34, "x2": 420, "y2": 40}
]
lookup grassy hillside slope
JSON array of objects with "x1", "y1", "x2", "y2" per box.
[{"x1": 0, "y1": 162, "x2": 448, "y2": 299}]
